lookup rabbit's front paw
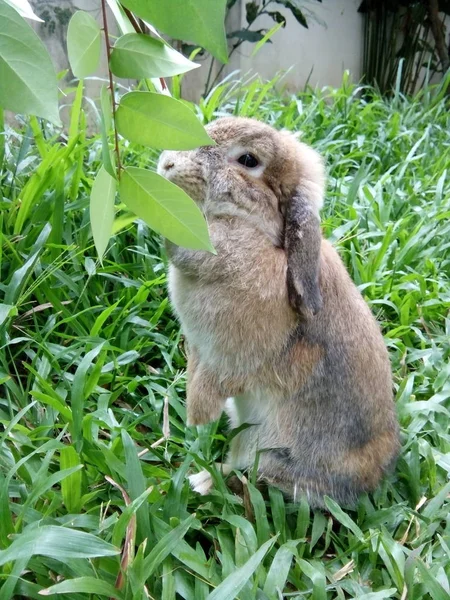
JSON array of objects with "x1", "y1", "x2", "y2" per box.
[
  {"x1": 187, "y1": 397, "x2": 224, "y2": 425},
  {"x1": 186, "y1": 377, "x2": 226, "y2": 425},
  {"x1": 188, "y1": 470, "x2": 214, "y2": 495}
]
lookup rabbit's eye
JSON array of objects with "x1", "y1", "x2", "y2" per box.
[{"x1": 237, "y1": 153, "x2": 259, "y2": 168}]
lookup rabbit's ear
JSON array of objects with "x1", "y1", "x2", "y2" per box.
[{"x1": 285, "y1": 189, "x2": 323, "y2": 317}]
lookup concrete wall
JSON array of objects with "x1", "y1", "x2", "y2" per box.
[
  {"x1": 182, "y1": 0, "x2": 364, "y2": 99},
  {"x1": 239, "y1": 0, "x2": 363, "y2": 90}
]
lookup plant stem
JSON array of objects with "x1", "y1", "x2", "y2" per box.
[
  {"x1": 121, "y1": 4, "x2": 168, "y2": 93},
  {"x1": 206, "y1": 41, "x2": 242, "y2": 95},
  {"x1": 101, "y1": 0, "x2": 122, "y2": 177},
  {"x1": 204, "y1": 55, "x2": 216, "y2": 97},
  {"x1": 123, "y1": 6, "x2": 142, "y2": 32}
]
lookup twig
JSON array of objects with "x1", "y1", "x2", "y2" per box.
[
  {"x1": 101, "y1": 0, "x2": 122, "y2": 176},
  {"x1": 121, "y1": 4, "x2": 168, "y2": 93},
  {"x1": 205, "y1": 41, "x2": 242, "y2": 96},
  {"x1": 204, "y1": 55, "x2": 217, "y2": 97},
  {"x1": 123, "y1": 6, "x2": 142, "y2": 33}
]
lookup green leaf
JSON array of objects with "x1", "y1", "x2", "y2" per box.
[
  {"x1": 297, "y1": 559, "x2": 327, "y2": 600},
  {"x1": 143, "y1": 514, "x2": 197, "y2": 577},
  {"x1": 110, "y1": 33, "x2": 200, "y2": 79},
  {"x1": 68, "y1": 80, "x2": 84, "y2": 143},
  {"x1": 295, "y1": 495, "x2": 310, "y2": 539},
  {"x1": 246, "y1": 481, "x2": 271, "y2": 546},
  {"x1": 152, "y1": 517, "x2": 216, "y2": 583},
  {"x1": 422, "y1": 481, "x2": 450, "y2": 518},
  {"x1": 4, "y1": 223, "x2": 51, "y2": 305},
  {"x1": 208, "y1": 536, "x2": 277, "y2": 600},
  {"x1": 324, "y1": 496, "x2": 365, "y2": 542},
  {"x1": 228, "y1": 29, "x2": 267, "y2": 43},
  {"x1": 309, "y1": 510, "x2": 326, "y2": 551},
  {"x1": 224, "y1": 515, "x2": 257, "y2": 556},
  {"x1": 90, "y1": 166, "x2": 116, "y2": 261},
  {"x1": 0, "y1": 525, "x2": 119, "y2": 566},
  {"x1": 251, "y1": 21, "x2": 284, "y2": 57},
  {"x1": 116, "y1": 91, "x2": 214, "y2": 150},
  {"x1": 120, "y1": 0, "x2": 228, "y2": 63},
  {"x1": 99, "y1": 85, "x2": 116, "y2": 179},
  {"x1": 49, "y1": 161, "x2": 65, "y2": 262},
  {"x1": 30, "y1": 391, "x2": 72, "y2": 421},
  {"x1": 67, "y1": 11, "x2": 101, "y2": 79},
  {"x1": 416, "y1": 561, "x2": 449, "y2": 600},
  {"x1": 0, "y1": 303, "x2": 18, "y2": 327},
  {"x1": 111, "y1": 485, "x2": 154, "y2": 549},
  {"x1": 119, "y1": 167, "x2": 214, "y2": 251},
  {"x1": 276, "y1": 0, "x2": 308, "y2": 27},
  {"x1": 0, "y1": 0, "x2": 60, "y2": 123},
  {"x1": 356, "y1": 590, "x2": 397, "y2": 600},
  {"x1": 60, "y1": 446, "x2": 82, "y2": 514},
  {"x1": 0, "y1": 555, "x2": 28, "y2": 600},
  {"x1": 71, "y1": 343, "x2": 106, "y2": 452},
  {"x1": 246, "y1": 2, "x2": 258, "y2": 24},
  {"x1": 111, "y1": 212, "x2": 136, "y2": 234},
  {"x1": 121, "y1": 429, "x2": 151, "y2": 544},
  {"x1": 39, "y1": 577, "x2": 124, "y2": 598},
  {"x1": 105, "y1": 0, "x2": 134, "y2": 35},
  {"x1": 101, "y1": 84, "x2": 112, "y2": 131},
  {"x1": 263, "y1": 541, "x2": 299, "y2": 598}
]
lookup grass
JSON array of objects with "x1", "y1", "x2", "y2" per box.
[{"x1": 1, "y1": 73, "x2": 450, "y2": 599}]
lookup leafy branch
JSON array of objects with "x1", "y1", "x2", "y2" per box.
[
  {"x1": 100, "y1": 0, "x2": 122, "y2": 176},
  {"x1": 67, "y1": 0, "x2": 228, "y2": 260}
]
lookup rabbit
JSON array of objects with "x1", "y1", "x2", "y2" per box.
[{"x1": 157, "y1": 116, "x2": 400, "y2": 507}]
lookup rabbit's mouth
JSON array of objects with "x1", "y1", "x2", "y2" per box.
[{"x1": 157, "y1": 150, "x2": 207, "y2": 206}]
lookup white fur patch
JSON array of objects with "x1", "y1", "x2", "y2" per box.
[
  {"x1": 225, "y1": 389, "x2": 273, "y2": 470},
  {"x1": 188, "y1": 470, "x2": 214, "y2": 495},
  {"x1": 224, "y1": 397, "x2": 239, "y2": 428}
]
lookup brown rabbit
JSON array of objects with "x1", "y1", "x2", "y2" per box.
[{"x1": 157, "y1": 116, "x2": 399, "y2": 507}]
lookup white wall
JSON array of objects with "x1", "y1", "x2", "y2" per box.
[
  {"x1": 239, "y1": 0, "x2": 363, "y2": 90},
  {"x1": 182, "y1": 0, "x2": 364, "y2": 99}
]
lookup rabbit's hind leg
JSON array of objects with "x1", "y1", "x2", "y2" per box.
[{"x1": 258, "y1": 450, "x2": 361, "y2": 508}]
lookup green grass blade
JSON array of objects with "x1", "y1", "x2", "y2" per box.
[{"x1": 208, "y1": 537, "x2": 277, "y2": 600}]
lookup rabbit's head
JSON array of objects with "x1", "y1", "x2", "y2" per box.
[{"x1": 158, "y1": 116, "x2": 325, "y2": 315}]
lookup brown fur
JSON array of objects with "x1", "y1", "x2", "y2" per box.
[{"x1": 157, "y1": 116, "x2": 400, "y2": 507}]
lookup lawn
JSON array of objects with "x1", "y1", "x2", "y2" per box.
[{"x1": 1, "y1": 75, "x2": 450, "y2": 599}]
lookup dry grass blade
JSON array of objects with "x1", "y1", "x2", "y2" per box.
[
  {"x1": 17, "y1": 300, "x2": 72, "y2": 320},
  {"x1": 105, "y1": 475, "x2": 137, "y2": 594},
  {"x1": 332, "y1": 560, "x2": 355, "y2": 582},
  {"x1": 400, "y1": 496, "x2": 427, "y2": 545}
]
